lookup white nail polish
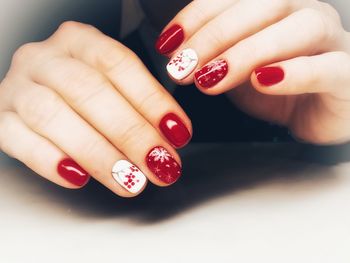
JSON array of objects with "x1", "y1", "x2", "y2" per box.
[
  {"x1": 167, "y1": 48, "x2": 199, "y2": 80},
  {"x1": 112, "y1": 160, "x2": 146, "y2": 194}
]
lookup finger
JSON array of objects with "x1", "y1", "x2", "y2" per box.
[
  {"x1": 251, "y1": 52, "x2": 350, "y2": 96},
  {"x1": 166, "y1": 0, "x2": 307, "y2": 82},
  {"x1": 251, "y1": 52, "x2": 350, "y2": 145},
  {"x1": 0, "y1": 111, "x2": 89, "y2": 188},
  {"x1": 49, "y1": 21, "x2": 192, "y2": 148},
  {"x1": 193, "y1": 8, "x2": 344, "y2": 95},
  {"x1": 30, "y1": 57, "x2": 183, "y2": 186},
  {"x1": 11, "y1": 81, "x2": 147, "y2": 197},
  {"x1": 155, "y1": 0, "x2": 236, "y2": 55}
]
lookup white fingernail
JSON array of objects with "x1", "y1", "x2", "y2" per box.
[
  {"x1": 112, "y1": 160, "x2": 146, "y2": 194},
  {"x1": 167, "y1": 48, "x2": 199, "y2": 80}
]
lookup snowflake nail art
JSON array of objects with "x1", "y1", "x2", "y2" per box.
[
  {"x1": 146, "y1": 146, "x2": 182, "y2": 184},
  {"x1": 112, "y1": 160, "x2": 146, "y2": 194},
  {"x1": 167, "y1": 48, "x2": 199, "y2": 80}
]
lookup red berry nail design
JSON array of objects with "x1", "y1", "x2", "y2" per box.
[
  {"x1": 167, "y1": 49, "x2": 199, "y2": 80},
  {"x1": 112, "y1": 160, "x2": 146, "y2": 194}
]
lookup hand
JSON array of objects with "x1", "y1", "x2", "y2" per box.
[
  {"x1": 0, "y1": 21, "x2": 192, "y2": 197},
  {"x1": 156, "y1": 0, "x2": 350, "y2": 145}
]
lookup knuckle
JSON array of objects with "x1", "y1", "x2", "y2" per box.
[
  {"x1": 72, "y1": 77, "x2": 109, "y2": 108},
  {"x1": 318, "y1": 2, "x2": 341, "y2": 23},
  {"x1": 299, "y1": 8, "x2": 335, "y2": 45},
  {"x1": 116, "y1": 121, "x2": 149, "y2": 150},
  {"x1": 83, "y1": 137, "x2": 106, "y2": 163},
  {"x1": 57, "y1": 21, "x2": 92, "y2": 35},
  {"x1": 138, "y1": 89, "x2": 165, "y2": 113},
  {"x1": 54, "y1": 21, "x2": 96, "y2": 42},
  {"x1": 57, "y1": 66, "x2": 109, "y2": 106},
  {"x1": 203, "y1": 21, "x2": 227, "y2": 48},
  {"x1": 12, "y1": 42, "x2": 42, "y2": 66},
  {"x1": 261, "y1": 0, "x2": 293, "y2": 16},
  {"x1": 97, "y1": 44, "x2": 138, "y2": 74},
  {"x1": 22, "y1": 89, "x2": 63, "y2": 129}
]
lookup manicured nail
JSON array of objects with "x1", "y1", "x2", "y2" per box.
[
  {"x1": 57, "y1": 158, "x2": 90, "y2": 187},
  {"x1": 146, "y1": 146, "x2": 182, "y2": 184},
  {"x1": 112, "y1": 160, "x2": 146, "y2": 194},
  {"x1": 167, "y1": 48, "x2": 199, "y2": 81},
  {"x1": 155, "y1": 24, "x2": 184, "y2": 55},
  {"x1": 160, "y1": 113, "x2": 191, "y2": 148},
  {"x1": 195, "y1": 59, "x2": 229, "y2": 89},
  {"x1": 255, "y1": 66, "x2": 284, "y2": 86}
]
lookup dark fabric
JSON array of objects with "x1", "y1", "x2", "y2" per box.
[{"x1": 122, "y1": 30, "x2": 292, "y2": 143}]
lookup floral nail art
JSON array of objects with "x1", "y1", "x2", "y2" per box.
[
  {"x1": 167, "y1": 48, "x2": 199, "y2": 80},
  {"x1": 112, "y1": 160, "x2": 147, "y2": 194}
]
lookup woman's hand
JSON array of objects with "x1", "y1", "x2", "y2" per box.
[
  {"x1": 0, "y1": 21, "x2": 192, "y2": 197},
  {"x1": 157, "y1": 0, "x2": 350, "y2": 145}
]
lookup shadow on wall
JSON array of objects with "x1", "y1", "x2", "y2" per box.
[{"x1": 0, "y1": 142, "x2": 342, "y2": 224}]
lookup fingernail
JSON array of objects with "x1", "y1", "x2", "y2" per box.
[
  {"x1": 195, "y1": 59, "x2": 229, "y2": 89},
  {"x1": 57, "y1": 158, "x2": 90, "y2": 187},
  {"x1": 167, "y1": 48, "x2": 199, "y2": 81},
  {"x1": 112, "y1": 160, "x2": 147, "y2": 194},
  {"x1": 146, "y1": 146, "x2": 182, "y2": 184},
  {"x1": 160, "y1": 113, "x2": 191, "y2": 148},
  {"x1": 255, "y1": 66, "x2": 284, "y2": 86},
  {"x1": 155, "y1": 24, "x2": 184, "y2": 55}
]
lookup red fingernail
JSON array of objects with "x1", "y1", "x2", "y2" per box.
[
  {"x1": 155, "y1": 24, "x2": 184, "y2": 55},
  {"x1": 57, "y1": 158, "x2": 90, "y2": 187},
  {"x1": 195, "y1": 59, "x2": 229, "y2": 89},
  {"x1": 146, "y1": 146, "x2": 182, "y2": 184},
  {"x1": 255, "y1": 66, "x2": 284, "y2": 86},
  {"x1": 160, "y1": 113, "x2": 191, "y2": 148}
]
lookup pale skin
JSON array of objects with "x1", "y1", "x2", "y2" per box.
[
  {"x1": 1, "y1": 0, "x2": 350, "y2": 197},
  {"x1": 167, "y1": 0, "x2": 350, "y2": 144}
]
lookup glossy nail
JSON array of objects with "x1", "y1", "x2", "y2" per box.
[
  {"x1": 155, "y1": 24, "x2": 185, "y2": 55},
  {"x1": 112, "y1": 160, "x2": 146, "y2": 194},
  {"x1": 195, "y1": 59, "x2": 228, "y2": 89},
  {"x1": 160, "y1": 113, "x2": 191, "y2": 148},
  {"x1": 167, "y1": 48, "x2": 199, "y2": 81},
  {"x1": 255, "y1": 66, "x2": 285, "y2": 86},
  {"x1": 146, "y1": 146, "x2": 182, "y2": 184},
  {"x1": 57, "y1": 158, "x2": 90, "y2": 187}
]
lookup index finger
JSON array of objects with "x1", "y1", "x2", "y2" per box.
[{"x1": 50, "y1": 21, "x2": 192, "y2": 149}]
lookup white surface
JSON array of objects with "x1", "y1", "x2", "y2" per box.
[{"x1": 0, "y1": 143, "x2": 350, "y2": 263}]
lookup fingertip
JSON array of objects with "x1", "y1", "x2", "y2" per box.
[{"x1": 250, "y1": 66, "x2": 286, "y2": 95}]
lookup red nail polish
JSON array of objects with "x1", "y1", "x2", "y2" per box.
[
  {"x1": 146, "y1": 146, "x2": 182, "y2": 184},
  {"x1": 195, "y1": 59, "x2": 229, "y2": 89},
  {"x1": 57, "y1": 158, "x2": 90, "y2": 187},
  {"x1": 255, "y1": 66, "x2": 284, "y2": 86},
  {"x1": 160, "y1": 113, "x2": 191, "y2": 148},
  {"x1": 155, "y1": 24, "x2": 184, "y2": 55}
]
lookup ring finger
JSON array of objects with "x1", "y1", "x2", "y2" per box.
[
  {"x1": 30, "y1": 58, "x2": 183, "y2": 187},
  {"x1": 193, "y1": 7, "x2": 346, "y2": 94},
  {"x1": 11, "y1": 81, "x2": 149, "y2": 197}
]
